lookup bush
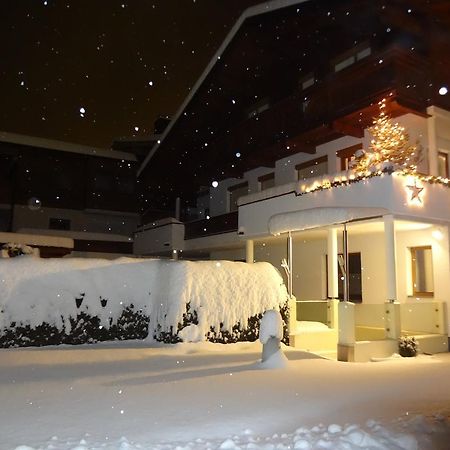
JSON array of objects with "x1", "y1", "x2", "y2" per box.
[
  {"x1": 0, "y1": 300, "x2": 290, "y2": 348},
  {"x1": 399, "y1": 336, "x2": 418, "y2": 357}
]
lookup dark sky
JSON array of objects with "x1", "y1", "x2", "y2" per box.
[{"x1": 0, "y1": 0, "x2": 262, "y2": 149}]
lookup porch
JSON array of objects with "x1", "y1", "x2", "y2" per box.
[{"x1": 337, "y1": 301, "x2": 448, "y2": 362}]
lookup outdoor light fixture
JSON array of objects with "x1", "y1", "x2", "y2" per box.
[
  {"x1": 432, "y1": 229, "x2": 444, "y2": 241},
  {"x1": 439, "y1": 86, "x2": 448, "y2": 96}
]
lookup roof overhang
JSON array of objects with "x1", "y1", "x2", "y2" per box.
[
  {"x1": 137, "y1": 0, "x2": 311, "y2": 177},
  {"x1": 268, "y1": 207, "x2": 391, "y2": 235}
]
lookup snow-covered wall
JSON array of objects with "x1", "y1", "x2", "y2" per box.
[{"x1": 0, "y1": 257, "x2": 288, "y2": 344}]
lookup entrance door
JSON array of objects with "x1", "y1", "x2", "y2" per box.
[{"x1": 326, "y1": 252, "x2": 362, "y2": 302}]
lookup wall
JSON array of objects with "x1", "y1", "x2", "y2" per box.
[
  {"x1": 13, "y1": 205, "x2": 139, "y2": 237},
  {"x1": 275, "y1": 135, "x2": 361, "y2": 186}
]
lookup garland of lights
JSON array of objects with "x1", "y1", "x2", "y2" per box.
[
  {"x1": 295, "y1": 98, "x2": 450, "y2": 197},
  {"x1": 295, "y1": 166, "x2": 450, "y2": 198}
]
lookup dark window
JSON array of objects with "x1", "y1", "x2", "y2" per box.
[
  {"x1": 228, "y1": 182, "x2": 249, "y2": 212},
  {"x1": 296, "y1": 156, "x2": 328, "y2": 180},
  {"x1": 258, "y1": 173, "x2": 275, "y2": 191},
  {"x1": 337, "y1": 143, "x2": 363, "y2": 170},
  {"x1": 49, "y1": 218, "x2": 71, "y2": 230},
  {"x1": 438, "y1": 152, "x2": 449, "y2": 178}
]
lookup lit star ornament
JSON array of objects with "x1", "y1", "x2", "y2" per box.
[{"x1": 406, "y1": 181, "x2": 424, "y2": 203}]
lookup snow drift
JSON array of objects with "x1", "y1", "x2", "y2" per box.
[{"x1": 0, "y1": 256, "x2": 289, "y2": 346}]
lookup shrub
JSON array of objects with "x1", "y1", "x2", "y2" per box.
[{"x1": 399, "y1": 336, "x2": 418, "y2": 357}]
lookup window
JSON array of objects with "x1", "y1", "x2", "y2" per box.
[
  {"x1": 334, "y1": 43, "x2": 371, "y2": 72},
  {"x1": 299, "y1": 73, "x2": 314, "y2": 90},
  {"x1": 337, "y1": 143, "x2": 363, "y2": 170},
  {"x1": 228, "y1": 182, "x2": 248, "y2": 212},
  {"x1": 438, "y1": 151, "x2": 449, "y2": 178},
  {"x1": 410, "y1": 246, "x2": 434, "y2": 297},
  {"x1": 246, "y1": 99, "x2": 270, "y2": 118},
  {"x1": 296, "y1": 156, "x2": 328, "y2": 180},
  {"x1": 49, "y1": 218, "x2": 71, "y2": 231},
  {"x1": 258, "y1": 173, "x2": 275, "y2": 191}
]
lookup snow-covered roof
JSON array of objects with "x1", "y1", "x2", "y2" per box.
[
  {"x1": 0, "y1": 130, "x2": 137, "y2": 162},
  {"x1": 137, "y1": 0, "x2": 310, "y2": 176},
  {"x1": 268, "y1": 207, "x2": 391, "y2": 235}
]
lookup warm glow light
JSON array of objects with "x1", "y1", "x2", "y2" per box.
[
  {"x1": 405, "y1": 176, "x2": 425, "y2": 206},
  {"x1": 432, "y1": 229, "x2": 444, "y2": 240}
]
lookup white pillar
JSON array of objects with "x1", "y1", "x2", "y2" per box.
[
  {"x1": 384, "y1": 215, "x2": 397, "y2": 302},
  {"x1": 327, "y1": 227, "x2": 339, "y2": 299},
  {"x1": 427, "y1": 113, "x2": 439, "y2": 176},
  {"x1": 246, "y1": 239, "x2": 254, "y2": 264},
  {"x1": 287, "y1": 231, "x2": 293, "y2": 297}
]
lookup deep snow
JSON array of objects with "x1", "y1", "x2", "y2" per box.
[{"x1": 1, "y1": 341, "x2": 449, "y2": 450}]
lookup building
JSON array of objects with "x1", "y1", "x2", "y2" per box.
[
  {"x1": 135, "y1": 0, "x2": 450, "y2": 360},
  {"x1": 0, "y1": 131, "x2": 139, "y2": 257}
]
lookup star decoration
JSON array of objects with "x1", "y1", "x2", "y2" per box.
[{"x1": 406, "y1": 181, "x2": 424, "y2": 203}]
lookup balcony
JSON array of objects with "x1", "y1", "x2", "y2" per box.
[
  {"x1": 210, "y1": 47, "x2": 431, "y2": 171},
  {"x1": 184, "y1": 212, "x2": 238, "y2": 240}
]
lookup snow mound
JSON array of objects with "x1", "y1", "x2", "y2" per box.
[{"x1": 259, "y1": 309, "x2": 283, "y2": 344}]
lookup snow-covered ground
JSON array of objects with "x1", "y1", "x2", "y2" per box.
[{"x1": 1, "y1": 342, "x2": 449, "y2": 450}]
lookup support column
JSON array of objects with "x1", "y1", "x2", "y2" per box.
[
  {"x1": 384, "y1": 215, "x2": 397, "y2": 303},
  {"x1": 427, "y1": 113, "x2": 439, "y2": 176},
  {"x1": 287, "y1": 231, "x2": 293, "y2": 297},
  {"x1": 245, "y1": 239, "x2": 254, "y2": 264},
  {"x1": 327, "y1": 227, "x2": 339, "y2": 299}
]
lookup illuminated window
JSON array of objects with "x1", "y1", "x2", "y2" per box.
[
  {"x1": 258, "y1": 173, "x2": 275, "y2": 191},
  {"x1": 438, "y1": 151, "x2": 449, "y2": 178},
  {"x1": 228, "y1": 182, "x2": 248, "y2": 212},
  {"x1": 296, "y1": 156, "x2": 328, "y2": 180},
  {"x1": 410, "y1": 246, "x2": 434, "y2": 297}
]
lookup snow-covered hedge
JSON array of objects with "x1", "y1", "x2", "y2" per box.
[{"x1": 0, "y1": 256, "x2": 289, "y2": 347}]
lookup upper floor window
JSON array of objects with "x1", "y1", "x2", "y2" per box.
[
  {"x1": 438, "y1": 151, "x2": 449, "y2": 178},
  {"x1": 247, "y1": 98, "x2": 270, "y2": 119},
  {"x1": 334, "y1": 43, "x2": 371, "y2": 73},
  {"x1": 258, "y1": 172, "x2": 275, "y2": 191},
  {"x1": 49, "y1": 217, "x2": 71, "y2": 231},
  {"x1": 228, "y1": 182, "x2": 249, "y2": 212},
  {"x1": 296, "y1": 155, "x2": 328, "y2": 180},
  {"x1": 337, "y1": 143, "x2": 363, "y2": 170},
  {"x1": 299, "y1": 73, "x2": 315, "y2": 90}
]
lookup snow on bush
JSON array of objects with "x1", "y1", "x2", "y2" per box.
[{"x1": 0, "y1": 257, "x2": 288, "y2": 347}]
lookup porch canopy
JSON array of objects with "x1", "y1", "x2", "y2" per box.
[{"x1": 268, "y1": 207, "x2": 390, "y2": 235}]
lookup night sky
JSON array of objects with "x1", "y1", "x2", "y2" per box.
[{"x1": 0, "y1": 0, "x2": 262, "y2": 149}]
